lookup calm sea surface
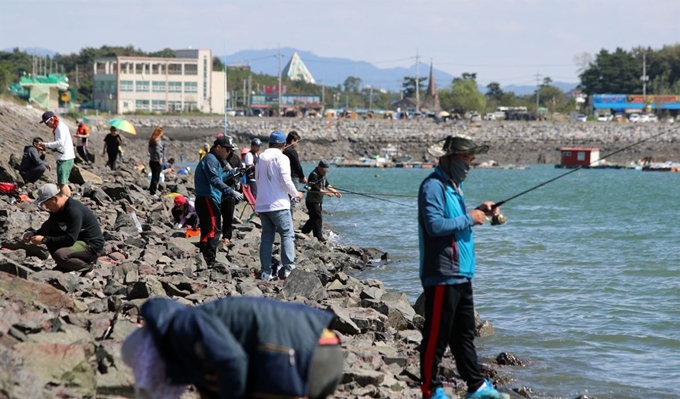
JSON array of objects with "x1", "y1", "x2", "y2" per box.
[{"x1": 309, "y1": 163, "x2": 680, "y2": 399}]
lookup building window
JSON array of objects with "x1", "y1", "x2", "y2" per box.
[
  {"x1": 135, "y1": 100, "x2": 149, "y2": 110},
  {"x1": 168, "y1": 82, "x2": 182, "y2": 93},
  {"x1": 184, "y1": 102, "x2": 197, "y2": 111},
  {"x1": 562, "y1": 151, "x2": 571, "y2": 157},
  {"x1": 168, "y1": 64, "x2": 182, "y2": 75},
  {"x1": 152, "y1": 100, "x2": 166, "y2": 112},
  {"x1": 152, "y1": 81, "x2": 166, "y2": 92},
  {"x1": 577, "y1": 152, "x2": 586, "y2": 161},
  {"x1": 136, "y1": 81, "x2": 150, "y2": 92},
  {"x1": 120, "y1": 80, "x2": 134, "y2": 92},
  {"x1": 123, "y1": 101, "x2": 129, "y2": 108},
  {"x1": 168, "y1": 101, "x2": 182, "y2": 112},
  {"x1": 184, "y1": 82, "x2": 198, "y2": 93},
  {"x1": 185, "y1": 64, "x2": 198, "y2": 76}
]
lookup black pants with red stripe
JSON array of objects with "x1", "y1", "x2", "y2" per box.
[
  {"x1": 420, "y1": 283, "x2": 485, "y2": 397},
  {"x1": 195, "y1": 197, "x2": 222, "y2": 266}
]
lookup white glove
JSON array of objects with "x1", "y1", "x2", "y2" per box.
[
  {"x1": 174, "y1": 223, "x2": 183, "y2": 229},
  {"x1": 232, "y1": 192, "x2": 244, "y2": 202}
]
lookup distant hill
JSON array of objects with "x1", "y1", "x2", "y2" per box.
[
  {"x1": 2, "y1": 47, "x2": 57, "y2": 57},
  {"x1": 222, "y1": 47, "x2": 455, "y2": 92},
  {"x1": 503, "y1": 82, "x2": 578, "y2": 96}
]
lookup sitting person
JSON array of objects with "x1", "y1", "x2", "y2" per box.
[
  {"x1": 18, "y1": 137, "x2": 51, "y2": 183},
  {"x1": 23, "y1": 184, "x2": 104, "y2": 273},
  {"x1": 122, "y1": 296, "x2": 343, "y2": 399},
  {"x1": 162, "y1": 157, "x2": 175, "y2": 173},
  {"x1": 171, "y1": 195, "x2": 198, "y2": 229}
]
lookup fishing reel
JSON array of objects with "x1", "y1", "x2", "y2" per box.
[{"x1": 490, "y1": 214, "x2": 507, "y2": 226}]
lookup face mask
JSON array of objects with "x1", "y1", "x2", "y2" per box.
[{"x1": 439, "y1": 155, "x2": 470, "y2": 186}]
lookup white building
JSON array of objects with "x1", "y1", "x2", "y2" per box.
[{"x1": 92, "y1": 48, "x2": 225, "y2": 114}]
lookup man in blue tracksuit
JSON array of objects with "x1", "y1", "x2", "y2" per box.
[
  {"x1": 122, "y1": 297, "x2": 344, "y2": 399},
  {"x1": 418, "y1": 136, "x2": 509, "y2": 399},
  {"x1": 194, "y1": 135, "x2": 244, "y2": 267}
]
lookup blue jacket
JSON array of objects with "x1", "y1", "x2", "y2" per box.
[
  {"x1": 418, "y1": 167, "x2": 476, "y2": 287},
  {"x1": 194, "y1": 150, "x2": 235, "y2": 204},
  {"x1": 141, "y1": 297, "x2": 336, "y2": 399}
]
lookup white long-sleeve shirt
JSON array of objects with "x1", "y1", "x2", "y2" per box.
[
  {"x1": 43, "y1": 122, "x2": 75, "y2": 161},
  {"x1": 254, "y1": 148, "x2": 299, "y2": 212}
]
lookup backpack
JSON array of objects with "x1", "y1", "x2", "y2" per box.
[{"x1": 0, "y1": 183, "x2": 18, "y2": 196}]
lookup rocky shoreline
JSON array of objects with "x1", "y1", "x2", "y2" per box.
[
  {"x1": 0, "y1": 99, "x2": 657, "y2": 398},
  {"x1": 0, "y1": 151, "x2": 531, "y2": 398}
]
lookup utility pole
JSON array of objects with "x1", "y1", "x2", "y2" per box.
[
  {"x1": 641, "y1": 52, "x2": 649, "y2": 98},
  {"x1": 536, "y1": 71, "x2": 541, "y2": 113},
  {"x1": 321, "y1": 78, "x2": 325, "y2": 107},
  {"x1": 75, "y1": 64, "x2": 79, "y2": 86},
  {"x1": 243, "y1": 79, "x2": 246, "y2": 109},
  {"x1": 369, "y1": 85, "x2": 374, "y2": 111},
  {"x1": 277, "y1": 45, "x2": 282, "y2": 116},
  {"x1": 415, "y1": 50, "x2": 420, "y2": 110}
]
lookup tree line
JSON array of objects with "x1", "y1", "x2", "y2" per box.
[{"x1": 1, "y1": 43, "x2": 678, "y2": 114}]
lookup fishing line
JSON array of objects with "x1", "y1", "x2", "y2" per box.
[
  {"x1": 333, "y1": 187, "x2": 416, "y2": 198},
  {"x1": 330, "y1": 187, "x2": 413, "y2": 207},
  {"x1": 493, "y1": 125, "x2": 680, "y2": 208}
]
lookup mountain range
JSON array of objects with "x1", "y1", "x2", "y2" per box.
[{"x1": 5, "y1": 46, "x2": 578, "y2": 95}]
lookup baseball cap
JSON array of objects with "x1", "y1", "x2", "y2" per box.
[
  {"x1": 39, "y1": 111, "x2": 55, "y2": 124},
  {"x1": 269, "y1": 130, "x2": 286, "y2": 145},
  {"x1": 174, "y1": 195, "x2": 187, "y2": 206},
  {"x1": 251, "y1": 138, "x2": 262, "y2": 146},
  {"x1": 318, "y1": 160, "x2": 331, "y2": 169},
  {"x1": 35, "y1": 183, "x2": 59, "y2": 205},
  {"x1": 214, "y1": 135, "x2": 235, "y2": 149}
]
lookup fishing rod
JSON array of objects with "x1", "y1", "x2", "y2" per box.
[
  {"x1": 331, "y1": 187, "x2": 412, "y2": 207},
  {"x1": 493, "y1": 124, "x2": 680, "y2": 209}
]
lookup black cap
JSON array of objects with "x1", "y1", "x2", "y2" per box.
[
  {"x1": 39, "y1": 111, "x2": 55, "y2": 124},
  {"x1": 214, "y1": 135, "x2": 234, "y2": 149},
  {"x1": 318, "y1": 160, "x2": 331, "y2": 169}
]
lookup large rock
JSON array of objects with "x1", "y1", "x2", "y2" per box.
[
  {"x1": 0, "y1": 271, "x2": 79, "y2": 311},
  {"x1": 14, "y1": 342, "x2": 97, "y2": 398},
  {"x1": 282, "y1": 269, "x2": 327, "y2": 301},
  {"x1": 69, "y1": 166, "x2": 103, "y2": 185},
  {"x1": 0, "y1": 253, "x2": 34, "y2": 278},
  {"x1": 0, "y1": 158, "x2": 22, "y2": 183}
]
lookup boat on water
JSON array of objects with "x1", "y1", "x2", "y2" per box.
[{"x1": 640, "y1": 162, "x2": 680, "y2": 172}]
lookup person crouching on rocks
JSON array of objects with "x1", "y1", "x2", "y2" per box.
[
  {"x1": 171, "y1": 195, "x2": 198, "y2": 229},
  {"x1": 121, "y1": 296, "x2": 344, "y2": 399},
  {"x1": 23, "y1": 183, "x2": 104, "y2": 273},
  {"x1": 18, "y1": 137, "x2": 51, "y2": 183}
]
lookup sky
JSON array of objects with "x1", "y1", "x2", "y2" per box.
[{"x1": 1, "y1": 0, "x2": 678, "y2": 87}]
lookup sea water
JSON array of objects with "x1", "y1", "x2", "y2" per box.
[{"x1": 315, "y1": 163, "x2": 680, "y2": 399}]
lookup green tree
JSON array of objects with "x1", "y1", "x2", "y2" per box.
[
  {"x1": 485, "y1": 82, "x2": 504, "y2": 102},
  {"x1": 343, "y1": 76, "x2": 362, "y2": 93},
  {"x1": 579, "y1": 48, "x2": 641, "y2": 95},
  {"x1": 401, "y1": 76, "x2": 426, "y2": 98},
  {"x1": 440, "y1": 75, "x2": 486, "y2": 113}
]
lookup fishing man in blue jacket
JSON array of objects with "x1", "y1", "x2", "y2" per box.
[
  {"x1": 194, "y1": 135, "x2": 244, "y2": 268},
  {"x1": 418, "y1": 136, "x2": 509, "y2": 399},
  {"x1": 122, "y1": 297, "x2": 344, "y2": 399}
]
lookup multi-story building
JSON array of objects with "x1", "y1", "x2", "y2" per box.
[{"x1": 92, "y1": 48, "x2": 225, "y2": 114}]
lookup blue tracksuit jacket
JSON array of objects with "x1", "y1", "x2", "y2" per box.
[{"x1": 418, "y1": 167, "x2": 476, "y2": 287}]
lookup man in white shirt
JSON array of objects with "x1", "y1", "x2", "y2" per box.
[
  {"x1": 39, "y1": 111, "x2": 75, "y2": 197},
  {"x1": 255, "y1": 130, "x2": 303, "y2": 280}
]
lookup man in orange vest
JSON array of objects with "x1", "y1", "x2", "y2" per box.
[{"x1": 74, "y1": 119, "x2": 92, "y2": 164}]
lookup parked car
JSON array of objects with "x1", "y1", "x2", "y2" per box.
[
  {"x1": 575, "y1": 114, "x2": 587, "y2": 122},
  {"x1": 628, "y1": 113, "x2": 640, "y2": 122},
  {"x1": 597, "y1": 114, "x2": 613, "y2": 122},
  {"x1": 483, "y1": 113, "x2": 496, "y2": 121},
  {"x1": 647, "y1": 114, "x2": 658, "y2": 122},
  {"x1": 639, "y1": 114, "x2": 650, "y2": 123}
]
